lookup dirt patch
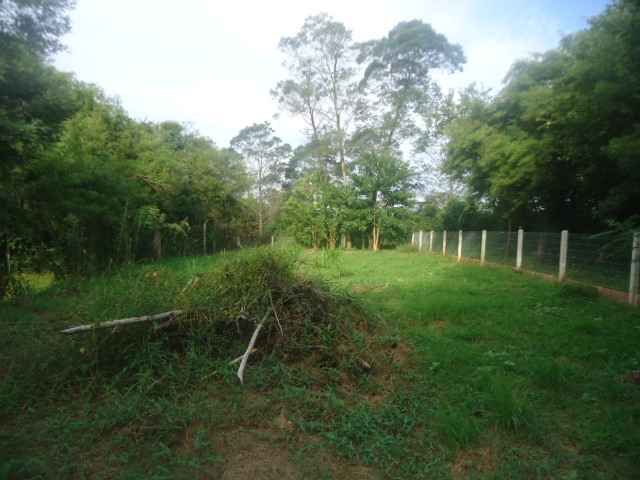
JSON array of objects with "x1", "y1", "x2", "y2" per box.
[
  {"x1": 389, "y1": 340, "x2": 412, "y2": 366},
  {"x1": 451, "y1": 447, "x2": 496, "y2": 479},
  {"x1": 300, "y1": 436, "x2": 381, "y2": 479},
  {"x1": 214, "y1": 427, "x2": 299, "y2": 480}
]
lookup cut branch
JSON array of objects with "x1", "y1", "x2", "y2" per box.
[
  {"x1": 60, "y1": 310, "x2": 183, "y2": 334},
  {"x1": 237, "y1": 311, "x2": 270, "y2": 384}
]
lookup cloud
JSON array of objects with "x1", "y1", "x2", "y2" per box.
[{"x1": 54, "y1": 0, "x2": 605, "y2": 147}]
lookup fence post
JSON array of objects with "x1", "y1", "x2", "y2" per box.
[
  {"x1": 481, "y1": 230, "x2": 487, "y2": 265},
  {"x1": 429, "y1": 230, "x2": 434, "y2": 252},
  {"x1": 271, "y1": 235, "x2": 275, "y2": 247},
  {"x1": 629, "y1": 232, "x2": 640, "y2": 305},
  {"x1": 418, "y1": 230, "x2": 423, "y2": 252},
  {"x1": 516, "y1": 228, "x2": 524, "y2": 270},
  {"x1": 558, "y1": 230, "x2": 568, "y2": 282},
  {"x1": 443, "y1": 230, "x2": 447, "y2": 255},
  {"x1": 411, "y1": 232, "x2": 415, "y2": 246},
  {"x1": 458, "y1": 230, "x2": 463, "y2": 262}
]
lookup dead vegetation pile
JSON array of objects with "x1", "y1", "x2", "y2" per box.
[{"x1": 62, "y1": 248, "x2": 381, "y2": 383}]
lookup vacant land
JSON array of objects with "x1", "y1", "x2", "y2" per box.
[{"x1": 1, "y1": 250, "x2": 639, "y2": 479}]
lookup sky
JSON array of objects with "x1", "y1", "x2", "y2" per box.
[{"x1": 54, "y1": 0, "x2": 609, "y2": 148}]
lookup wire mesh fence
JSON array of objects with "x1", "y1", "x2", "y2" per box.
[
  {"x1": 566, "y1": 233, "x2": 632, "y2": 292},
  {"x1": 462, "y1": 231, "x2": 482, "y2": 260},
  {"x1": 410, "y1": 229, "x2": 639, "y2": 304},
  {"x1": 432, "y1": 231, "x2": 442, "y2": 254},
  {"x1": 521, "y1": 231, "x2": 562, "y2": 277},
  {"x1": 485, "y1": 231, "x2": 517, "y2": 265},
  {"x1": 445, "y1": 231, "x2": 459, "y2": 258}
]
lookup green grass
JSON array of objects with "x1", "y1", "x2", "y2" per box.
[{"x1": 1, "y1": 250, "x2": 639, "y2": 479}]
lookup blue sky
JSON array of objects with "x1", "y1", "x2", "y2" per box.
[{"x1": 54, "y1": 0, "x2": 610, "y2": 147}]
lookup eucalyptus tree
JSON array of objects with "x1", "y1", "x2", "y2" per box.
[
  {"x1": 355, "y1": 20, "x2": 465, "y2": 151},
  {"x1": 274, "y1": 13, "x2": 355, "y2": 178},
  {"x1": 230, "y1": 122, "x2": 291, "y2": 236}
]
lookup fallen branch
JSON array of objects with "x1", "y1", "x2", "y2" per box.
[
  {"x1": 228, "y1": 349, "x2": 257, "y2": 365},
  {"x1": 60, "y1": 310, "x2": 183, "y2": 334},
  {"x1": 268, "y1": 290, "x2": 283, "y2": 336},
  {"x1": 237, "y1": 311, "x2": 270, "y2": 384}
]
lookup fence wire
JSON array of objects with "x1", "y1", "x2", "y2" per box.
[
  {"x1": 521, "y1": 231, "x2": 562, "y2": 277},
  {"x1": 445, "y1": 231, "x2": 459, "y2": 257},
  {"x1": 462, "y1": 231, "x2": 482, "y2": 260},
  {"x1": 432, "y1": 231, "x2": 443, "y2": 254},
  {"x1": 410, "y1": 229, "x2": 636, "y2": 297},
  {"x1": 565, "y1": 233, "x2": 631, "y2": 292},
  {"x1": 485, "y1": 231, "x2": 517, "y2": 265}
]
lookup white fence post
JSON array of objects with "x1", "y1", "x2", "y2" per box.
[
  {"x1": 516, "y1": 228, "x2": 524, "y2": 270},
  {"x1": 429, "y1": 230, "x2": 434, "y2": 252},
  {"x1": 629, "y1": 232, "x2": 640, "y2": 305},
  {"x1": 558, "y1": 230, "x2": 568, "y2": 282},
  {"x1": 481, "y1": 230, "x2": 487, "y2": 265},
  {"x1": 418, "y1": 230, "x2": 423, "y2": 252},
  {"x1": 443, "y1": 230, "x2": 447, "y2": 255},
  {"x1": 411, "y1": 232, "x2": 415, "y2": 246},
  {"x1": 458, "y1": 230, "x2": 463, "y2": 262}
]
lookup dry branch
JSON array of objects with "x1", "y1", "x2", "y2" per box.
[
  {"x1": 60, "y1": 310, "x2": 183, "y2": 334},
  {"x1": 236, "y1": 311, "x2": 270, "y2": 384}
]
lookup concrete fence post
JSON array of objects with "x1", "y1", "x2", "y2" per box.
[
  {"x1": 429, "y1": 230, "x2": 434, "y2": 252},
  {"x1": 411, "y1": 232, "x2": 415, "y2": 246},
  {"x1": 558, "y1": 230, "x2": 568, "y2": 282},
  {"x1": 418, "y1": 230, "x2": 423, "y2": 252},
  {"x1": 629, "y1": 232, "x2": 640, "y2": 305},
  {"x1": 481, "y1": 230, "x2": 487, "y2": 265},
  {"x1": 516, "y1": 228, "x2": 524, "y2": 270},
  {"x1": 458, "y1": 230, "x2": 463, "y2": 262},
  {"x1": 443, "y1": 230, "x2": 447, "y2": 255}
]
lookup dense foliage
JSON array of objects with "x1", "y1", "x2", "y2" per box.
[
  {"x1": 0, "y1": 1, "x2": 254, "y2": 296},
  {"x1": 443, "y1": 0, "x2": 640, "y2": 232},
  {"x1": 3, "y1": 0, "x2": 639, "y2": 295}
]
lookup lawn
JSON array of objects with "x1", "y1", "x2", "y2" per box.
[{"x1": 1, "y1": 249, "x2": 639, "y2": 479}]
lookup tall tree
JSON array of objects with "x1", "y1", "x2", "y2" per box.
[
  {"x1": 355, "y1": 20, "x2": 465, "y2": 151},
  {"x1": 0, "y1": 0, "x2": 76, "y2": 295},
  {"x1": 274, "y1": 14, "x2": 355, "y2": 178},
  {"x1": 230, "y1": 122, "x2": 290, "y2": 236}
]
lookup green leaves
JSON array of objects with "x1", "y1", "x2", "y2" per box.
[{"x1": 444, "y1": 0, "x2": 640, "y2": 230}]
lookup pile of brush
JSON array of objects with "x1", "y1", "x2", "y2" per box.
[{"x1": 61, "y1": 248, "x2": 377, "y2": 383}]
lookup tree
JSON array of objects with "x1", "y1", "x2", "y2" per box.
[
  {"x1": 351, "y1": 150, "x2": 415, "y2": 250},
  {"x1": 230, "y1": 122, "x2": 291, "y2": 236},
  {"x1": 443, "y1": 0, "x2": 640, "y2": 232},
  {"x1": 0, "y1": 0, "x2": 74, "y2": 56},
  {"x1": 0, "y1": 0, "x2": 76, "y2": 295},
  {"x1": 355, "y1": 20, "x2": 465, "y2": 151},
  {"x1": 274, "y1": 14, "x2": 355, "y2": 178}
]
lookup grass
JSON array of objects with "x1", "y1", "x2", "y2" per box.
[{"x1": 1, "y1": 249, "x2": 640, "y2": 479}]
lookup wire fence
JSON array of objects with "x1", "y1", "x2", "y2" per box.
[{"x1": 410, "y1": 229, "x2": 639, "y2": 305}]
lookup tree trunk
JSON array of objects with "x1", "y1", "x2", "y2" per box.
[
  {"x1": 371, "y1": 211, "x2": 381, "y2": 251},
  {"x1": 0, "y1": 236, "x2": 8, "y2": 299},
  {"x1": 203, "y1": 220, "x2": 208, "y2": 256},
  {"x1": 153, "y1": 229, "x2": 162, "y2": 260},
  {"x1": 505, "y1": 218, "x2": 512, "y2": 258}
]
